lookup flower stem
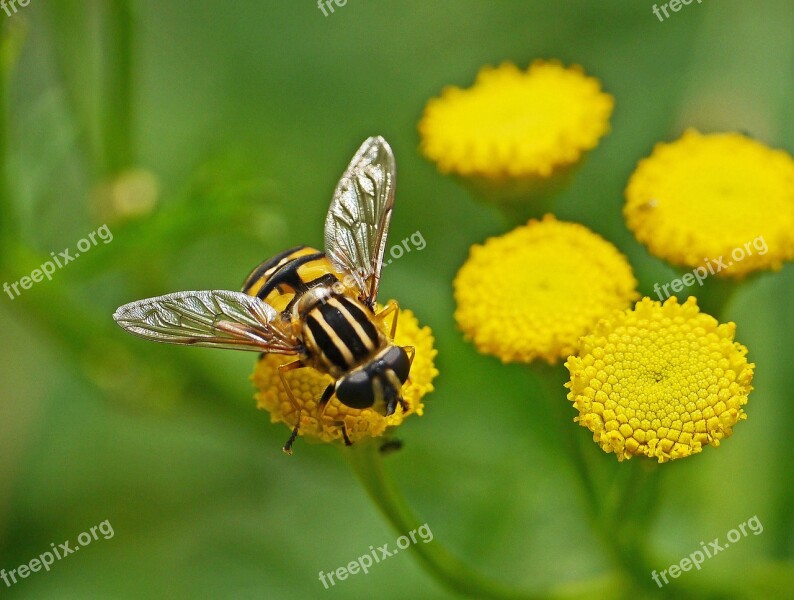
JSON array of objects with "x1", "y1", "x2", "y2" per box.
[
  {"x1": 346, "y1": 440, "x2": 626, "y2": 599},
  {"x1": 494, "y1": 195, "x2": 557, "y2": 229},
  {"x1": 0, "y1": 18, "x2": 25, "y2": 256},
  {"x1": 531, "y1": 364, "x2": 683, "y2": 598},
  {"x1": 461, "y1": 163, "x2": 579, "y2": 228},
  {"x1": 346, "y1": 440, "x2": 547, "y2": 599},
  {"x1": 532, "y1": 363, "x2": 601, "y2": 514},
  {"x1": 101, "y1": 0, "x2": 135, "y2": 174},
  {"x1": 689, "y1": 274, "x2": 741, "y2": 319}
]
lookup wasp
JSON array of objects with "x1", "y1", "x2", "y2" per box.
[{"x1": 113, "y1": 137, "x2": 414, "y2": 454}]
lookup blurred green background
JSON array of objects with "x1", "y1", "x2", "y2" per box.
[{"x1": 1, "y1": 1, "x2": 792, "y2": 598}]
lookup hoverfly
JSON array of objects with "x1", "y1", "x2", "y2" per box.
[{"x1": 113, "y1": 137, "x2": 414, "y2": 454}]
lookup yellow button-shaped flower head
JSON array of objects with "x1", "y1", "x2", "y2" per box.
[
  {"x1": 625, "y1": 129, "x2": 794, "y2": 278},
  {"x1": 565, "y1": 296, "x2": 754, "y2": 463},
  {"x1": 252, "y1": 306, "x2": 437, "y2": 447},
  {"x1": 419, "y1": 61, "x2": 614, "y2": 180},
  {"x1": 454, "y1": 215, "x2": 638, "y2": 364}
]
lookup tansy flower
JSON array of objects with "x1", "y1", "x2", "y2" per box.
[
  {"x1": 565, "y1": 296, "x2": 753, "y2": 463},
  {"x1": 418, "y1": 61, "x2": 614, "y2": 202},
  {"x1": 454, "y1": 215, "x2": 638, "y2": 364},
  {"x1": 252, "y1": 305, "x2": 437, "y2": 447},
  {"x1": 625, "y1": 129, "x2": 794, "y2": 278}
]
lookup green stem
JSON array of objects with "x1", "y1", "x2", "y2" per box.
[
  {"x1": 101, "y1": 0, "x2": 135, "y2": 174},
  {"x1": 0, "y1": 242, "x2": 265, "y2": 438},
  {"x1": 495, "y1": 197, "x2": 556, "y2": 229},
  {"x1": 597, "y1": 462, "x2": 670, "y2": 597},
  {"x1": 0, "y1": 18, "x2": 25, "y2": 257},
  {"x1": 43, "y1": 3, "x2": 109, "y2": 177},
  {"x1": 461, "y1": 160, "x2": 583, "y2": 228},
  {"x1": 531, "y1": 363, "x2": 602, "y2": 514},
  {"x1": 347, "y1": 441, "x2": 624, "y2": 599},
  {"x1": 689, "y1": 274, "x2": 741, "y2": 319},
  {"x1": 530, "y1": 364, "x2": 685, "y2": 598},
  {"x1": 346, "y1": 440, "x2": 545, "y2": 600}
]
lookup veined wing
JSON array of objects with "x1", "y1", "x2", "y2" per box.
[
  {"x1": 324, "y1": 136, "x2": 395, "y2": 308},
  {"x1": 112, "y1": 290, "x2": 299, "y2": 353}
]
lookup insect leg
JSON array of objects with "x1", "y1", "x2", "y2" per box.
[
  {"x1": 316, "y1": 383, "x2": 336, "y2": 419},
  {"x1": 398, "y1": 345, "x2": 415, "y2": 413},
  {"x1": 278, "y1": 360, "x2": 306, "y2": 455},
  {"x1": 376, "y1": 300, "x2": 400, "y2": 338},
  {"x1": 316, "y1": 383, "x2": 353, "y2": 447},
  {"x1": 340, "y1": 422, "x2": 352, "y2": 446}
]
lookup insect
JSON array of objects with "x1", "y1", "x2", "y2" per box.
[{"x1": 113, "y1": 137, "x2": 414, "y2": 454}]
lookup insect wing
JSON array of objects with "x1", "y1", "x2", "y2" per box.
[
  {"x1": 324, "y1": 136, "x2": 395, "y2": 307},
  {"x1": 113, "y1": 290, "x2": 299, "y2": 353}
]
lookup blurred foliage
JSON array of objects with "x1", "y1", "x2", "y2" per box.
[{"x1": 0, "y1": 1, "x2": 792, "y2": 599}]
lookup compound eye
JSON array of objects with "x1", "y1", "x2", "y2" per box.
[
  {"x1": 383, "y1": 346, "x2": 411, "y2": 383},
  {"x1": 335, "y1": 370, "x2": 374, "y2": 409}
]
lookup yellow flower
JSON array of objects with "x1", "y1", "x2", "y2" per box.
[
  {"x1": 252, "y1": 305, "x2": 437, "y2": 448},
  {"x1": 565, "y1": 296, "x2": 754, "y2": 463},
  {"x1": 625, "y1": 129, "x2": 794, "y2": 278},
  {"x1": 454, "y1": 215, "x2": 638, "y2": 364},
  {"x1": 91, "y1": 168, "x2": 160, "y2": 224},
  {"x1": 418, "y1": 60, "x2": 614, "y2": 191}
]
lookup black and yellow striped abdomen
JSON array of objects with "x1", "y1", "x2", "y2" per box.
[
  {"x1": 242, "y1": 246, "x2": 338, "y2": 312},
  {"x1": 301, "y1": 294, "x2": 384, "y2": 377},
  {"x1": 242, "y1": 246, "x2": 389, "y2": 378}
]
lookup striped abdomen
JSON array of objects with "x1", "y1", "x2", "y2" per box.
[
  {"x1": 242, "y1": 246, "x2": 388, "y2": 376},
  {"x1": 300, "y1": 293, "x2": 386, "y2": 377},
  {"x1": 242, "y1": 245, "x2": 338, "y2": 310}
]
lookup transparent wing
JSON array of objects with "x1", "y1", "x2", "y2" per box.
[
  {"x1": 112, "y1": 290, "x2": 300, "y2": 353},
  {"x1": 324, "y1": 136, "x2": 395, "y2": 308}
]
